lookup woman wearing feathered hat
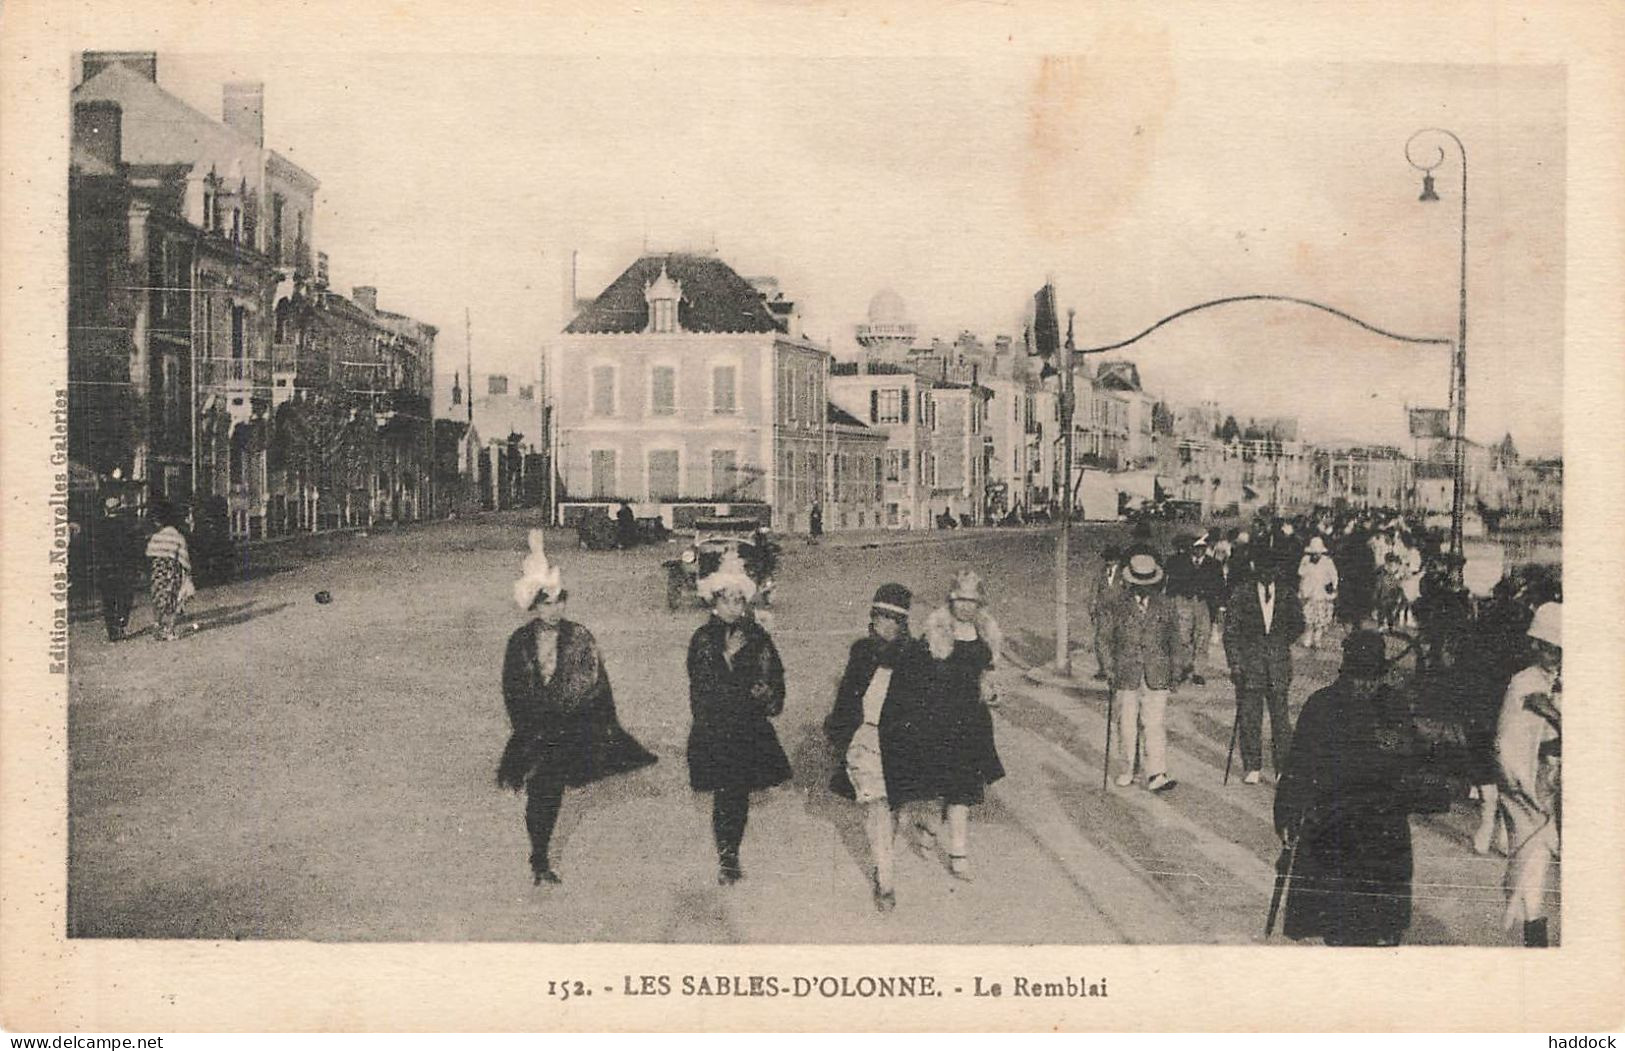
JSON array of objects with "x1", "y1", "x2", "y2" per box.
[
  {"x1": 685, "y1": 548, "x2": 791, "y2": 885},
  {"x1": 908, "y1": 569, "x2": 1006, "y2": 881},
  {"x1": 823, "y1": 583, "x2": 933, "y2": 912},
  {"x1": 498, "y1": 530, "x2": 657, "y2": 886}
]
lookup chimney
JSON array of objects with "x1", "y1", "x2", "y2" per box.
[
  {"x1": 223, "y1": 81, "x2": 265, "y2": 147},
  {"x1": 73, "y1": 101, "x2": 122, "y2": 170},
  {"x1": 353, "y1": 286, "x2": 378, "y2": 313},
  {"x1": 81, "y1": 52, "x2": 157, "y2": 84},
  {"x1": 560, "y1": 249, "x2": 578, "y2": 327}
]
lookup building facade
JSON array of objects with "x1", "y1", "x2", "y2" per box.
[
  {"x1": 69, "y1": 53, "x2": 436, "y2": 540},
  {"x1": 551, "y1": 251, "x2": 884, "y2": 531}
]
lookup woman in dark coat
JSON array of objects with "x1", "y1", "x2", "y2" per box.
[
  {"x1": 686, "y1": 550, "x2": 790, "y2": 885},
  {"x1": 1273, "y1": 631, "x2": 1440, "y2": 945},
  {"x1": 910, "y1": 569, "x2": 1006, "y2": 882},
  {"x1": 498, "y1": 530, "x2": 657, "y2": 885},
  {"x1": 823, "y1": 583, "x2": 933, "y2": 911}
]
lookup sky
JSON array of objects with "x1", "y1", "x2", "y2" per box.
[{"x1": 151, "y1": 54, "x2": 1565, "y2": 456}]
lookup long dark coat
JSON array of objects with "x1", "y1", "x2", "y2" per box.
[
  {"x1": 823, "y1": 633, "x2": 935, "y2": 802},
  {"x1": 919, "y1": 608, "x2": 1006, "y2": 805},
  {"x1": 686, "y1": 616, "x2": 791, "y2": 792},
  {"x1": 1273, "y1": 678, "x2": 1434, "y2": 945},
  {"x1": 497, "y1": 619, "x2": 658, "y2": 790},
  {"x1": 1224, "y1": 580, "x2": 1304, "y2": 694}
]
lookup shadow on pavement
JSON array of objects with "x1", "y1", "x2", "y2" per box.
[{"x1": 191, "y1": 601, "x2": 294, "y2": 635}]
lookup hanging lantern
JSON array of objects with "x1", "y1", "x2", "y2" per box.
[{"x1": 1419, "y1": 172, "x2": 1440, "y2": 202}]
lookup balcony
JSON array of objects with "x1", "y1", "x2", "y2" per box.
[{"x1": 200, "y1": 356, "x2": 272, "y2": 390}]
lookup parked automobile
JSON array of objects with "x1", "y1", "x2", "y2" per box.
[
  {"x1": 577, "y1": 512, "x2": 619, "y2": 551},
  {"x1": 663, "y1": 517, "x2": 777, "y2": 611}
]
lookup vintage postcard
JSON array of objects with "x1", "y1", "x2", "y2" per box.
[{"x1": 2, "y1": 0, "x2": 1621, "y2": 1034}]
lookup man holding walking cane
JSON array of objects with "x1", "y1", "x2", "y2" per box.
[
  {"x1": 1224, "y1": 547, "x2": 1304, "y2": 785},
  {"x1": 1270, "y1": 630, "x2": 1449, "y2": 946},
  {"x1": 1104, "y1": 553, "x2": 1186, "y2": 794}
]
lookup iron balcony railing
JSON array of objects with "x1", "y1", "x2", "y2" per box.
[{"x1": 199, "y1": 356, "x2": 272, "y2": 388}]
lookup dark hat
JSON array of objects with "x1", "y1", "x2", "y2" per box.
[
  {"x1": 1101, "y1": 545, "x2": 1122, "y2": 561},
  {"x1": 1341, "y1": 631, "x2": 1387, "y2": 680},
  {"x1": 870, "y1": 583, "x2": 912, "y2": 618}
]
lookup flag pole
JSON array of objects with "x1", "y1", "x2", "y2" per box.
[{"x1": 1056, "y1": 303, "x2": 1076, "y2": 674}]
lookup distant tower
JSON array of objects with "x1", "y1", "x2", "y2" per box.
[{"x1": 855, "y1": 288, "x2": 917, "y2": 367}]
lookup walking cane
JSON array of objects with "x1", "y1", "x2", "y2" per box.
[
  {"x1": 1223, "y1": 702, "x2": 1241, "y2": 786},
  {"x1": 1102, "y1": 688, "x2": 1115, "y2": 791},
  {"x1": 1264, "y1": 828, "x2": 1301, "y2": 939}
]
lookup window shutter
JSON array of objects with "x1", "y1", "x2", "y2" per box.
[
  {"x1": 901, "y1": 390, "x2": 910, "y2": 423},
  {"x1": 870, "y1": 389, "x2": 879, "y2": 423}
]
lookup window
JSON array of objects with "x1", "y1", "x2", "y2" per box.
[
  {"x1": 590, "y1": 366, "x2": 615, "y2": 416},
  {"x1": 651, "y1": 366, "x2": 676, "y2": 416},
  {"x1": 488, "y1": 374, "x2": 509, "y2": 395},
  {"x1": 271, "y1": 194, "x2": 285, "y2": 263},
  {"x1": 590, "y1": 450, "x2": 617, "y2": 499},
  {"x1": 231, "y1": 305, "x2": 245, "y2": 360},
  {"x1": 229, "y1": 424, "x2": 249, "y2": 486},
  {"x1": 159, "y1": 241, "x2": 172, "y2": 318},
  {"x1": 648, "y1": 449, "x2": 679, "y2": 500},
  {"x1": 711, "y1": 449, "x2": 738, "y2": 497},
  {"x1": 788, "y1": 373, "x2": 798, "y2": 423},
  {"x1": 875, "y1": 389, "x2": 903, "y2": 423},
  {"x1": 161, "y1": 355, "x2": 181, "y2": 438},
  {"x1": 651, "y1": 299, "x2": 677, "y2": 334},
  {"x1": 712, "y1": 366, "x2": 737, "y2": 414},
  {"x1": 874, "y1": 456, "x2": 884, "y2": 501},
  {"x1": 885, "y1": 449, "x2": 903, "y2": 482}
]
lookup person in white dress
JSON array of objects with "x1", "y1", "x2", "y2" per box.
[
  {"x1": 1297, "y1": 536, "x2": 1340, "y2": 650},
  {"x1": 1496, "y1": 601, "x2": 1561, "y2": 947}
]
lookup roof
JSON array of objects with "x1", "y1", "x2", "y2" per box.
[
  {"x1": 72, "y1": 63, "x2": 318, "y2": 189},
  {"x1": 827, "y1": 403, "x2": 866, "y2": 427},
  {"x1": 1095, "y1": 360, "x2": 1144, "y2": 392},
  {"x1": 565, "y1": 253, "x2": 786, "y2": 335}
]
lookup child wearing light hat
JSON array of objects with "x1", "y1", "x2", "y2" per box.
[{"x1": 685, "y1": 549, "x2": 791, "y2": 885}]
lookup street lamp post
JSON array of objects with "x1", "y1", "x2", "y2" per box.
[{"x1": 1406, "y1": 127, "x2": 1469, "y2": 569}]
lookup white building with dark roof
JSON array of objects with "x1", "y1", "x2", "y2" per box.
[{"x1": 550, "y1": 251, "x2": 885, "y2": 532}]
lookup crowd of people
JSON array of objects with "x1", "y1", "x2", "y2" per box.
[
  {"x1": 497, "y1": 533, "x2": 1004, "y2": 912},
  {"x1": 494, "y1": 507, "x2": 1560, "y2": 943},
  {"x1": 1088, "y1": 506, "x2": 1563, "y2": 947}
]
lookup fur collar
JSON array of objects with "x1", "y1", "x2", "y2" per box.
[{"x1": 921, "y1": 605, "x2": 1002, "y2": 664}]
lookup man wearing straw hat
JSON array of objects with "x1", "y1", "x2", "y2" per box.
[{"x1": 1104, "y1": 552, "x2": 1186, "y2": 793}]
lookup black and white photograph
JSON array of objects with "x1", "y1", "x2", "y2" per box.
[{"x1": 3, "y1": 0, "x2": 1622, "y2": 1036}]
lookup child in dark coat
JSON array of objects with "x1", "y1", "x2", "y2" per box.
[{"x1": 685, "y1": 550, "x2": 790, "y2": 885}]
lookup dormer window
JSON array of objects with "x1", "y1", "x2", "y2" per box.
[{"x1": 644, "y1": 262, "x2": 683, "y2": 334}]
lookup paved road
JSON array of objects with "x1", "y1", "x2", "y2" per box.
[{"x1": 67, "y1": 513, "x2": 1515, "y2": 944}]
